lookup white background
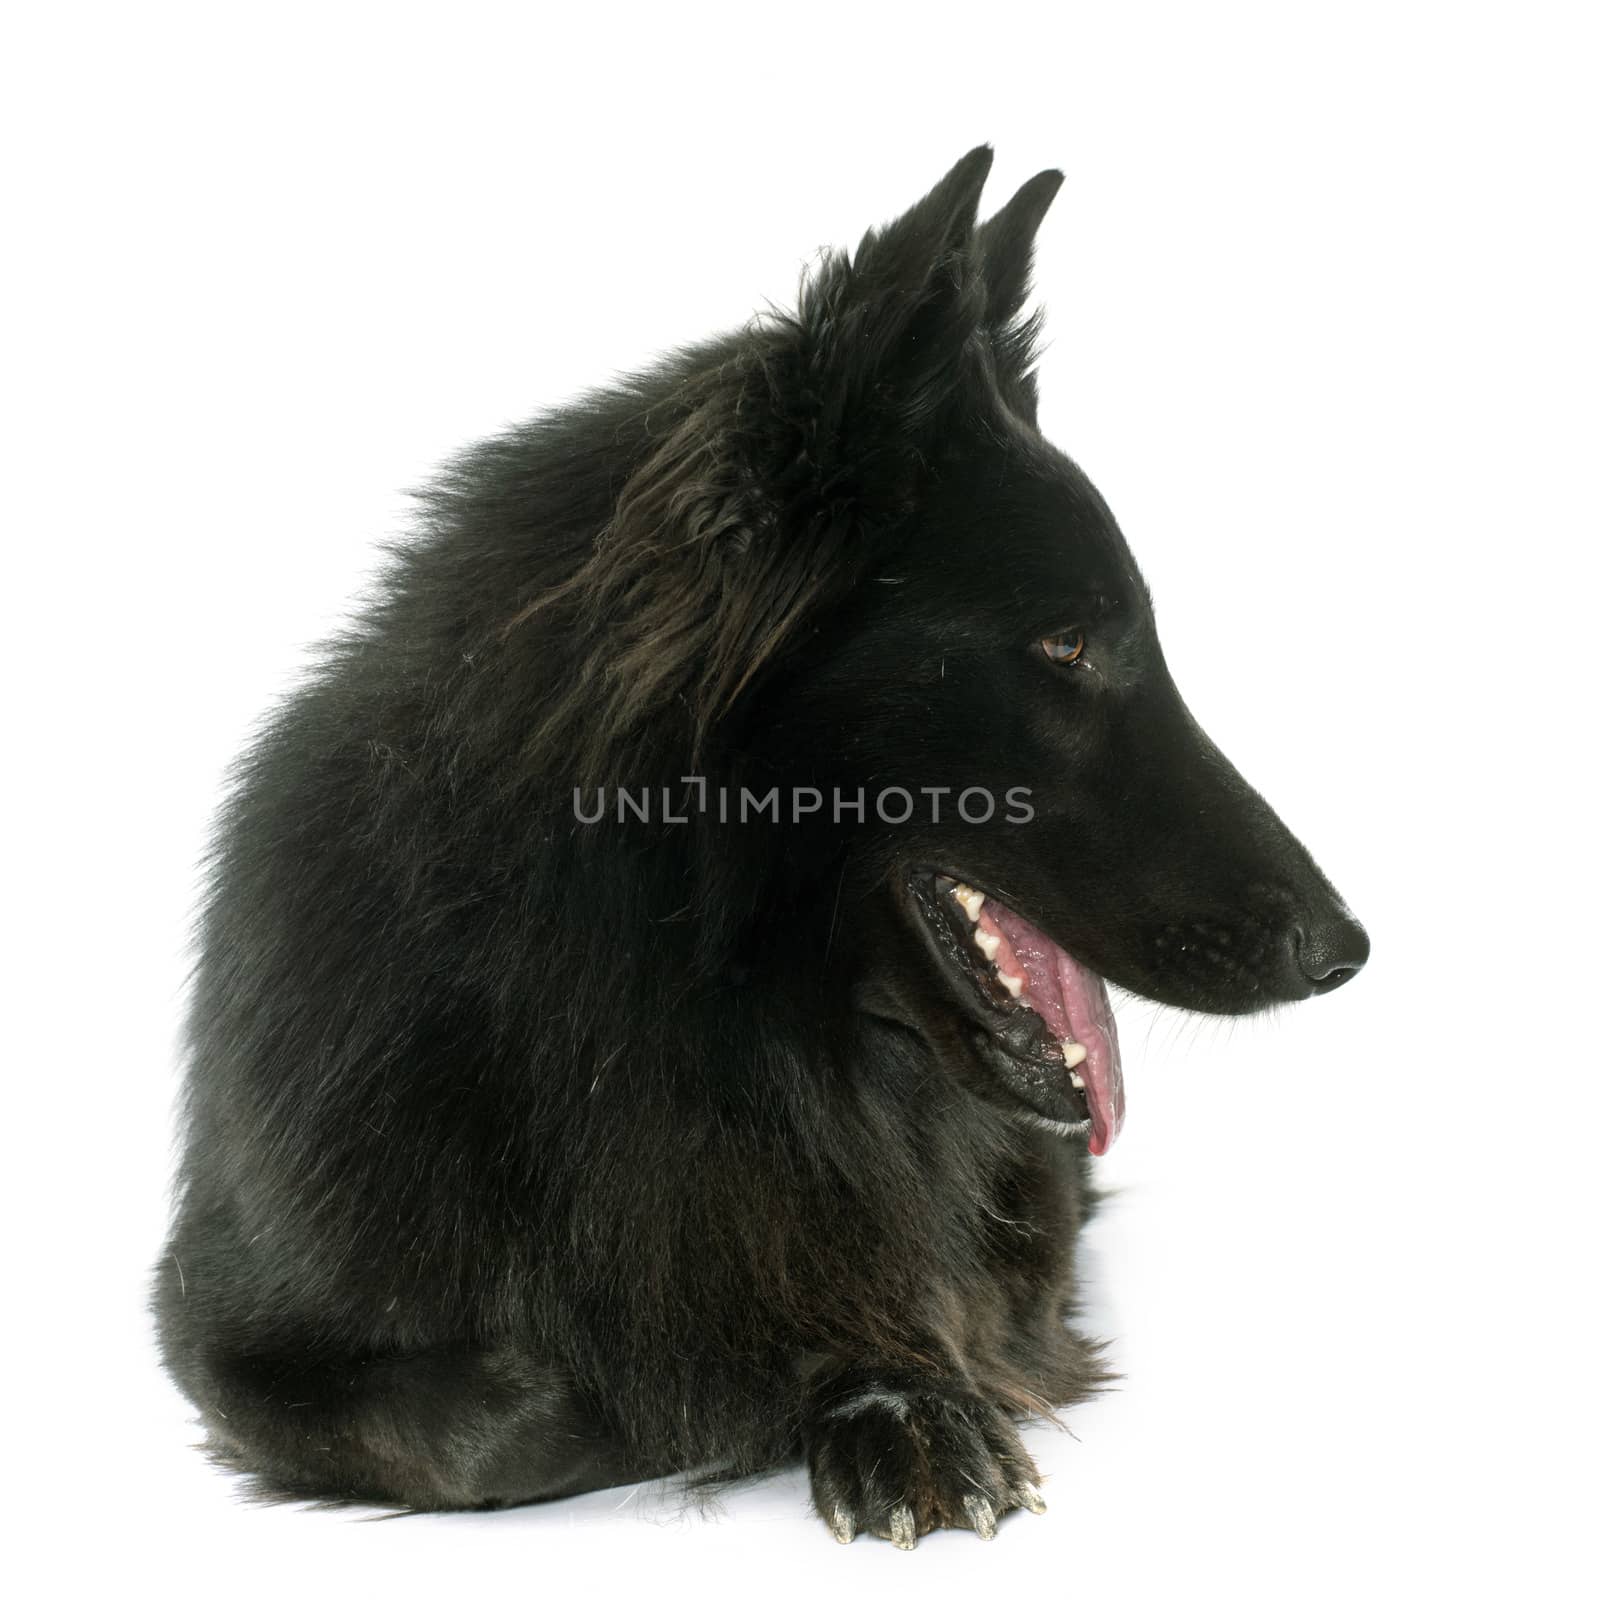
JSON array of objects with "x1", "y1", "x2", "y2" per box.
[{"x1": 4, "y1": 3, "x2": 1596, "y2": 1596}]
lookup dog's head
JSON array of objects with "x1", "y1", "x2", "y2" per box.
[{"x1": 535, "y1": 148, "x2": 1366, "y2": 1150}]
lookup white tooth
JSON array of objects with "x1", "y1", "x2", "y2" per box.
[
  {"x1": 998, "y1": 972, "x2": 1024, "y2": 999},
  {"x1": 1069, "y1": 1070, "x2": 1085, "y2": 1091},
  {"x1": 1062, "y1": 1040, "x2": 1088, "y2": 1068},
  {"x1": 952, "y1": 884, "x2": 986, "y2": 923},
  {"x1": 974, "y1": 929, "x2": 1000, "y2": 962}
]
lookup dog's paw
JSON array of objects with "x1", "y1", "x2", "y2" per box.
[{"x1": 805, "y1": 1377, "x2": 1045, "y2": 1550}]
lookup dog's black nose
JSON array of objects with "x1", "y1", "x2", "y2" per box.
[{"x1": 1295, "y1": 914, "x2": 1369, "y2": 994}]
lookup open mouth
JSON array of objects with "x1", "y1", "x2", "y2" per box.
[{"x1": 910, "y1": 872, "x2": 1126, "y2": 1155}]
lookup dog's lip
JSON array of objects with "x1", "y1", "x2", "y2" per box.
[
  {"x1": 905, "y1": 868, "x2": 1125, "y2": 1154},
  {"x1": 905, "y1": 869, "x2": 1067, "y2": 1049}
]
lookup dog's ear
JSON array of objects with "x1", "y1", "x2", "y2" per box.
[
  {"x1": 977, "y1": 169, "x2": 1063, "y2": 325},
  {"x1": 975, "y1": 168, "x2": 1063, "y2": 420},
  {"x1": 771, "y1": 147, "x2": 994, "y2": 530},
  {"x1": 853, "y1": 142, "x2": 995, "y2": 284}
]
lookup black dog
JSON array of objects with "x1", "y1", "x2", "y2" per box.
[{"x1": 155, "y1": 148, "x2": 1366, "y2": 1547}]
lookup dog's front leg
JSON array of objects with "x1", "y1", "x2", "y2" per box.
[{"x1": 802, "y1": 1364, "x2": 1046, "y2": 1550}]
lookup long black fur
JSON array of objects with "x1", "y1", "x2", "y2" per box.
[{"x1": 155, "y1": 147, "x2": 1365, "y2": 1543}]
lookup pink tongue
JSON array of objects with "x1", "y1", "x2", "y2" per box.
[{"x1": 983, "y1": 902, "x2": 1125, "y2": 1155}]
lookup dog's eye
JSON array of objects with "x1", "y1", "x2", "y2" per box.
[{"x1": 1040, "y1": 630, "x2": 1086, "y2": 665}]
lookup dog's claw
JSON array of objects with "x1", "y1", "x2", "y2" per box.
[
  {"x1": 808, "y1": 1379, "x2": 1043, "y2": 1551},
  {"x1": 964, "y1": 1494, "x2": 998, "y2": 1540},
  {"x1": 889, "y1": 1504, "x2": 917, "y2": 1551},
  {"x1": 1016, "y1": 1483, "x2": 1047, "y2": 1515}
]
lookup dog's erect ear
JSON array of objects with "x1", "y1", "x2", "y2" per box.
[
  {"x1": 976, "y1": 168, "x2": 1063, "y2": 420},
  {"x1": 854, "y1": 143, "x2": 995, "y2": 281},
  {"x1": 977, "y1": 168, "x2": 1063, "y2": 325},
  {"x1": 774, "y1": 148, "x2": 995, "y2": 525}
]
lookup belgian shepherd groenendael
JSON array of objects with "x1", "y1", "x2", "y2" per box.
[{"x1": 155, "y1": 148, "x2": 1366, "y2": 1547}]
